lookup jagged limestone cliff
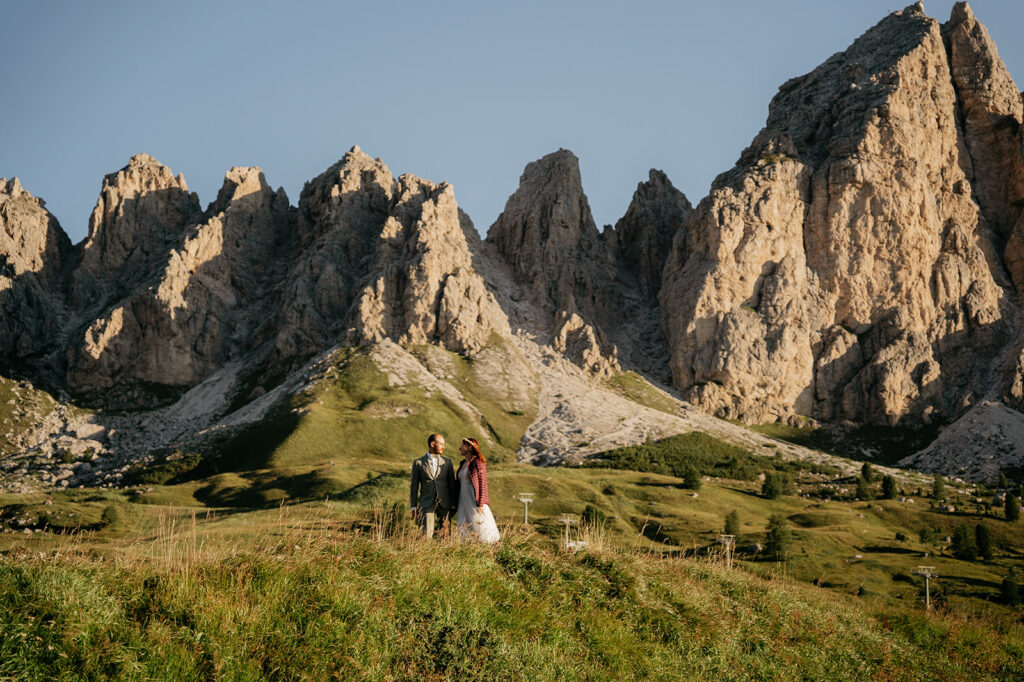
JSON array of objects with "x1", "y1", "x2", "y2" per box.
[{"x1": 661, "y1": 1, "x2": 1022, "y2": 427}]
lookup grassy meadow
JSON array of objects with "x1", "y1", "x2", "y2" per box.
[
  {"x1": 2, "y1": 504, "x2": 1024, "y2": 680},
  {"x1": 2, "y1": 352, "x2": 1024, "y2": 678}
]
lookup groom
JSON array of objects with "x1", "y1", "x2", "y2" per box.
[{"x1": 409, "y1": 433, "x2": 458, "y2": 538}]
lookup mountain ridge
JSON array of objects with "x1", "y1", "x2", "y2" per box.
[{"x1": 2, "y1": 1, "x2": 1023, "y2": 484}]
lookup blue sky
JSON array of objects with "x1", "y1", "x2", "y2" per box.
[{"x1": 3, "y1": 1, "x2": 1022, "y2": 242}]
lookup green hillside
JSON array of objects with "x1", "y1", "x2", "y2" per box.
[
  {"x1": 2, "y1": 352, "x2": 1024, "y2": 678},
  {"x1": 0, "y1": 509, "x2": 1021, "y2": 680}
]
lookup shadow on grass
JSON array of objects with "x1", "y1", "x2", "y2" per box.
[
  {"x1": 634, "y1": 480, "x2": 689, "y2": 490},
  {"x1": 861, "y1": 545, "x2": 926, "y2": 555},
  {"x1": 192, "y1": 465, "x2": 345, "y2": 508},
  {"x1": 939, "y1": 574, "x2": 1002, "y2": 590}
]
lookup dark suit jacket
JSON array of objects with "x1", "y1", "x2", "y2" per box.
[{"x1": 410, "y1": 454, "x2": 458, "y2": 512}]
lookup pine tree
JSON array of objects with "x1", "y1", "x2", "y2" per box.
[
  {"x1": 932, "y1": 473, "x2": 945, "y2": 500},
  {"x1": 881, "y1": 474, "x2": 897, "y2": 500},
  {"x1": 1003, "y1": 569, "x2": 1021, "y2": 606},
  {"x1": 1006, "y1": 493, "x2": 1020, "y2": 522},
  {"x1": 855, "y1": 475, "x2": 874, "y2": 501},
  {"x1": 765, "y1": 513, "x2": 792, "y2": 561},
  {"x1": 724, "y1": 510, "x2": 740, "y2": 536},
  {"x1": 682, "y1": 465, "x2": 702, "y2": 490},
  {"x1": 952, "y1": 524, "x2": 977, "y2": 561},
  {"x1": 762, "y1": 472, "x2": 785, "y2": 500},
  {"x1": 976, "y1": 524, "x2": 993, "y2": 561},
  {"x1": 1000, "y1": 472, "x2": 1010, "y2": 489},
  {"x1": 861, "y1": 462, "x2": 875, "y2": 483}
]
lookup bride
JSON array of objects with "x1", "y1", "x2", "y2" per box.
[{"x1": 456, "y1": 438, "x2": 501, "y2": 543}]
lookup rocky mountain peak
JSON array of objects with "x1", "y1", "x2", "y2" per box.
[
  {"x1": 486, "y1": 149, "x2": 621, "y2": 376},
  {"x1": 0, "y1": 174, "x2": 73, "y2": 362},
  {"x1": 346, "y1": 173, "x2": 511, "y2": 354},
  {"x1": 943, "y1": 0, "x2": 1024, "y2": 293},
  {"x1": 487, "y1": 149, "x2": 609, "y2": 317},
  {"x1": 1, "y1": 177, "x2": 35, "y2": 204},
  {"x1": 660, "y1": 1, "x2": 1018, "y2": 426},
  {"x1": 70, "y1": 154, "x2": 202, "y2": 310},
  {"x1": 210, "y1": 166, "x2": 274, "y2": 209},
  {"x1": 611, "y1": 169, "x2": 692, "y2": 305}
]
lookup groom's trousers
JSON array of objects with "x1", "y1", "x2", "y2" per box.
[{"x1": 420, "y1": 506, "x2": 454, "y2": 538}]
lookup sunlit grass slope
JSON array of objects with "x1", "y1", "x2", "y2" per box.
[{"x1": 1, "y1": 511, "x2": 1022, "y2": 680}]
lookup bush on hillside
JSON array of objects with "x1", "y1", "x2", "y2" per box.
[
  {"x1": 976, "y1": 524, "x2": 993, "y2": 561},
  {"x1": 100, "y1": 505, "x2": 121, "y2": 528},
  {"x1": 682, "y1": 465, "x2": 702, "y2": 490},
  {"x1": 881, "y1": 475, "x2": 897, "y2": 500},
  {"x1": 1003, "y1": 569, "x2": 1021, "y2": 606},
  {"x1": 855, "y1": 475, "x2": 874, "y2": 501},
  {"x1": 765, "y1": 513, "x2": 792, "y2": 561},
  {"x1": 1007, "y1": 494, "x2": 1021, "y2": 522},
  {"x1": 724, "y1": 510, "x2": 740, "y2": 536},
  {"x1": 762, "y1": 472, "x2": 792, "y2": 500},
  {"x1": 952, "y1": 525, "x2": 977, "y2": 561}
]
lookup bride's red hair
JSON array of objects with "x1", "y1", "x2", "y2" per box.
[{"x1": 463, "y1": 438, "x2": 485, "y2": 463}]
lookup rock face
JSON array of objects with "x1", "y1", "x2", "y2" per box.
[
  {"x1": 70, "y1": 154, "x2": 202, "y2": 311},
  {"x1": 486, "y1": 150, "x2": 693, "y2": 378},
  {"x1": 661, "y1": 1, "x2": 1021, "y2": 426},
  {"x1": 610, "y1": 169, "x2": 692, "y2": 306},
  {"x1": 486, "y1": 149, "x2": 621, "y2": 375},
  {"x1": 271, "y1": 146, "x2": 509, "y2": 377},
  {"x1": 0, "y1": 178, "x2": 72, "y2": 361},
  {"x1": 57, "y1": 147, "x2": 510, "y2": 406},
  {"x1": 66, "y1": 166, "x2": 292, "y2": 405},
  {"x1": 488, "y1": 149, "x2": 607, "y2": 316}
]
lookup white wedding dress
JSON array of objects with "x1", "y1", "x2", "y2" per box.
[{"x1": 457, "y1": 465, "x2": 500, "y2": 543}]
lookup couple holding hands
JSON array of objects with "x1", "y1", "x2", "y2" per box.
[{"x1": 409, "y1": 433, "x2": 500, "y2": 543}]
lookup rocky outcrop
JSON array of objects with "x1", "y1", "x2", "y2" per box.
[
  {"x1": 70, "y1": 154, "x2": 202, "y2": 311},
  {"x1": 272, "y1": 146, "x2": 510, "y2": 375},
  {"x1": 487, "y1": 152, "x2": 696, "y2": 380},
  {"x1": 609, "y1": 169, "x2": 692, "y2": 305},
  {"x1": 66, "y1": 166, "x2": 292, "y2": 405},
  {"x1": 944, "y1": 3, "x2": 1024, "y2": 255},
  {"x1": 487, "y1": 149, "x2": 616, "y2": 321},
  {"x1": 271, "y1": 147, "x2": 396, "y2": 364},
  {"x1": 60, "y1": 147, "x2": 512, "y2": 407},
  {"x1": 660, "y1": 2, "x2": 1018, "y2": 426},
  {"x1": 346, "y1": 175, "x2": 510, "y2": 353},
  {"x1": 486, "y1": 150, "x2": 625, "y2": 375},
  {"x1": 0, "y1": 178, "x2": 72, "y2": 361}
]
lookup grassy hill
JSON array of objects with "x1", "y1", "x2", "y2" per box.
[
  {"x1": 2, "y1": 352, "x2": 1024, "y2": 677},
  {"x1": 1, "y1": 508, "x2": 1023, "y2": 680}
]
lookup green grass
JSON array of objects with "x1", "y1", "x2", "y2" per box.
[
  {"x1": 2, "y1": 452, "x2": 1024, "y2": 679},
  {"x1": 603, "y1": 372, "x2": 681, "y2": 416},
  {"x1": 0, "y1": 511, "x2": 1021, "y2": 680}
]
